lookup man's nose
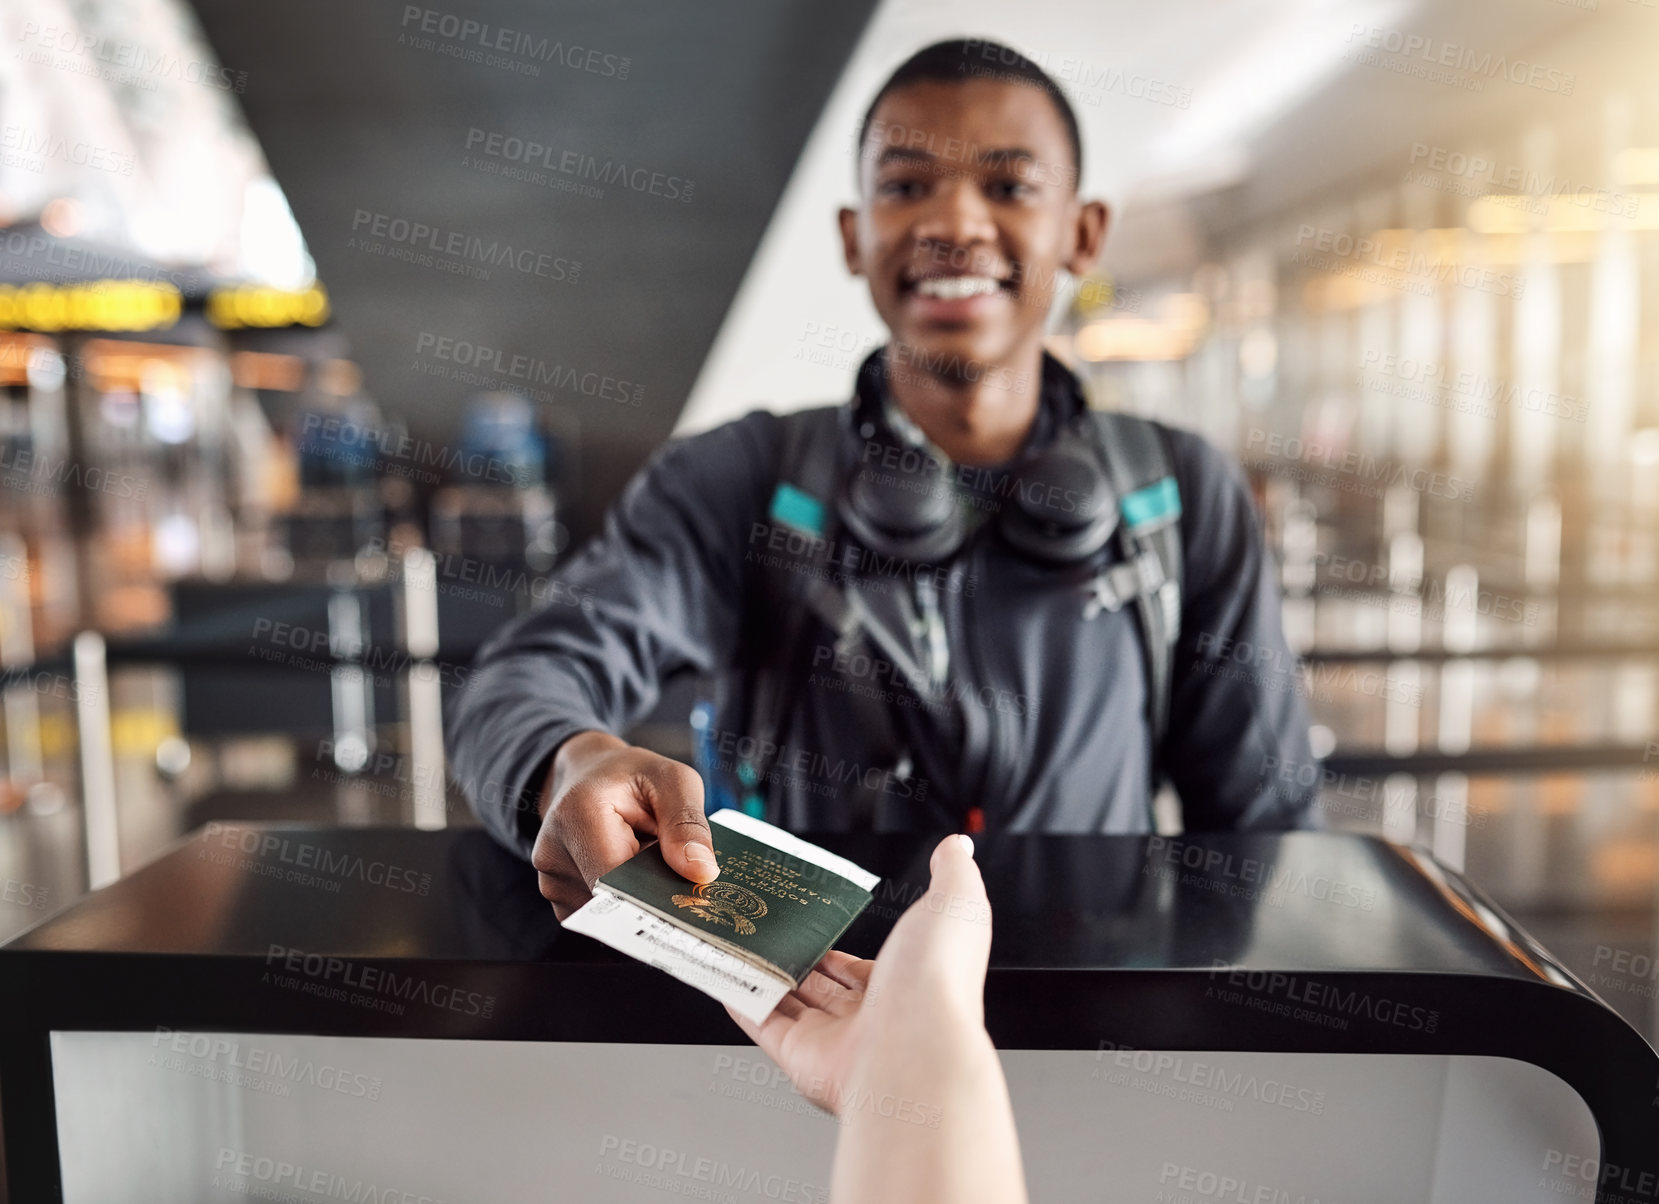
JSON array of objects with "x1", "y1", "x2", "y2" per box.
[{"x1": 912, "y1": 178, "x2": 998, "y2": 256}]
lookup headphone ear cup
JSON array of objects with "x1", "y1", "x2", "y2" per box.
[
  {"x1": 1000, "y1": 441, "x2": 1118, "y2": 565},
  {"x1": 839, "y1": 454, "x2": 966, "y2": 564}
]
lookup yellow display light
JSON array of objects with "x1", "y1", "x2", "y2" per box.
[
  {"x1": 0, "y1": 280, "x2": 182, "y2": 332},
  {"x1": 206, "y1": 282, "x2": 330, "y2": 330}
]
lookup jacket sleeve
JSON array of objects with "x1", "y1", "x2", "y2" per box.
[
  {"x1": 1157, "y1": 428, "x2": 1322, "y2": 830},
  {"x1": 444, "y1": 411, "x2": 782, "y2": 859}
]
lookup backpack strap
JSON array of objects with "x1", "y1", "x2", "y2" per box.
[
  {"x1": 734, "y1": 407, "x2": 846, "y2": 816},
  {"x1": 1085, "y1": 411, "x2": 1184, "y2": 761}
]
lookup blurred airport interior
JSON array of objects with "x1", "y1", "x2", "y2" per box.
[{"x1": 1, "y1": 0, "x2": 1657, "y2": 1041}]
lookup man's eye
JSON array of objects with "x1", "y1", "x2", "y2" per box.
[
  {"x1": 987, "y1": 178, "x2": 1036, "y2": 201},
  {"x1": 877, "y1": 177, "x2": 926, "y2": 200}
]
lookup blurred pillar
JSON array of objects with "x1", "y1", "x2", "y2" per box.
[
  {"x1": 1449, "y1": 234, "x2": 1497, "y2": 482},
  {"x1": 0, "y1": 534, "x2": 44, "y2": 799},
  {"x1": 401, "y1": 548, "x2": 446, "y2": 830},
  {"x1": 1434, "y1": 565, "x2": 1480, "y2": 870},
  {"x1": 73, "y1": 632, "x2": 119, "y2": 889},
  {"x1": 1583, "y1": 99, "x2": 1639, "y2": 517},
  {"x1": 1383, "y1": 487, "x2": 1422, "y2": 845}
]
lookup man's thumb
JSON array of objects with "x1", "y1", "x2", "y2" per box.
[{"x1": 657, "y1": 796, "x2": 719, "y2": 885}]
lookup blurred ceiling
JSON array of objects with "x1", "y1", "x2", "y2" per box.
[
  {"x1": 16, "y1": 0, "x2": 1652, "y2": 530},
  {"x1": 185, "y1": 0, "x2": 878, "y2": 537}
]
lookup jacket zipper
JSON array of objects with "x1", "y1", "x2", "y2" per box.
[{"x1": 956, "y1": 538, "x2": 1007, "y2": 826}]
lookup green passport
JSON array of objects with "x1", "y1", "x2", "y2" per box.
[
  {"x1": 561, "y1": 810, "x2": 880, "y2": 1020},
  {"x1": 597, "y1": 811, "x2": 877, "y2": 983}
]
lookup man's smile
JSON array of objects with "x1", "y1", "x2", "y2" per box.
[
  {"x1": 911, "y1": 275, "x2": 1004, "y2": 300},
  {"x1": 899, "y1": 263, "x2": 1017, "y2": 323}
]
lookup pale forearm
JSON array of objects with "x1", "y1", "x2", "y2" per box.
[{"x1": 829, "y1": 1010, "x2": 1027, "y2": 1204}]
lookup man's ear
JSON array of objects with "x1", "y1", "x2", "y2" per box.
[
  {"x1": 1064, "y1": 199, "x2": 1110, "y2": 277},
  {"x1": 837, "y1": 207, "x2": 863, "y2": 277}
]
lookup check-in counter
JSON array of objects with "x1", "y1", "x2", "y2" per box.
[{"x1": 3, "y1": 825, "x2": 1655, "y2": 1203}]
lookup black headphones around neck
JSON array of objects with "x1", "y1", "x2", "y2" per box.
[{"x1": 836, "y1": 349, "x2": 1120, "y2": 567}]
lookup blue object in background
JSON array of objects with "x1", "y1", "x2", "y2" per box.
[
  {"x1": 690, "y1": 700, "x2": 740, "y2": 816},
  {"x1": 294, "y1": 400, "x2": 382, "y2": 487},
  {"x1": 455, "y1": 393, "x2": 546, "y2": 489}
]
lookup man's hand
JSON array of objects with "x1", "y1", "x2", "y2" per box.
[{"x1": 531, "y1": 730, "x2": 719, "y2": 920}]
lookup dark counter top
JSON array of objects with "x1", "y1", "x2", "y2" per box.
[
  {"x1": 2, "y1": 825, "x2": 1569, "y2": 985},
  {"x1": 4, "y1": 824, "x2": 1657, "y2": 1201}
]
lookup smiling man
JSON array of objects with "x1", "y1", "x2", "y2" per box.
[{"x1": 445, "y1": 39, "x2": 1320, "y2": 915}]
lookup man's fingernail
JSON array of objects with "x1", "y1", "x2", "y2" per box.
[
  {"x1": 686, "y1": 844, "x2": 717, "y2": 866},
  {"x1": 953, "y1": 833, "x2": 975, "y2": 856}
]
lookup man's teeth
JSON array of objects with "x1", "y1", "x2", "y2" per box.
[{"x1": 914, "y1": 275, "x2": 1001, "y2": 300}]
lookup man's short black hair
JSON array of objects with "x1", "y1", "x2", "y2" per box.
[{"x1": 855, "y1": 38, "x2": 1082, "y2": 190}]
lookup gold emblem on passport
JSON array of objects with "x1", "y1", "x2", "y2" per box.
[{"x1": 671, "y1": 881, "x2": 769, "y2": 935}]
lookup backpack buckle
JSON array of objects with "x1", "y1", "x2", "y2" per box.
[{"x1": 1082, "y1": 549, "x2": 1167, "y2": 621}]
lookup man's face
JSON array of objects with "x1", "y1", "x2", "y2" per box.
[{"x1": 840, "y1": 77, "x2": 1106, "y2": 380}]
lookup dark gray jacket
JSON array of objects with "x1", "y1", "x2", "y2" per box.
[{"x1": 446, "y1": 365, "x2": 1320, "y2": 860}]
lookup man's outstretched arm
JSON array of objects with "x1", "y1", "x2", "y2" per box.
[{"x1": 444, "y1": 412, "x2": 782, "y2": 880}]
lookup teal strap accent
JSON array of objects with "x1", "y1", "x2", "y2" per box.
[
  {"x1": 768, "y1": 482, "x2": 826, "y2": 536},
  {"x1": 1121, "y1": 476, "x2": 1181, "y2": 532},
  {"x1": 737, "y1": 763, "x2": 764, "y2": 816}
]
